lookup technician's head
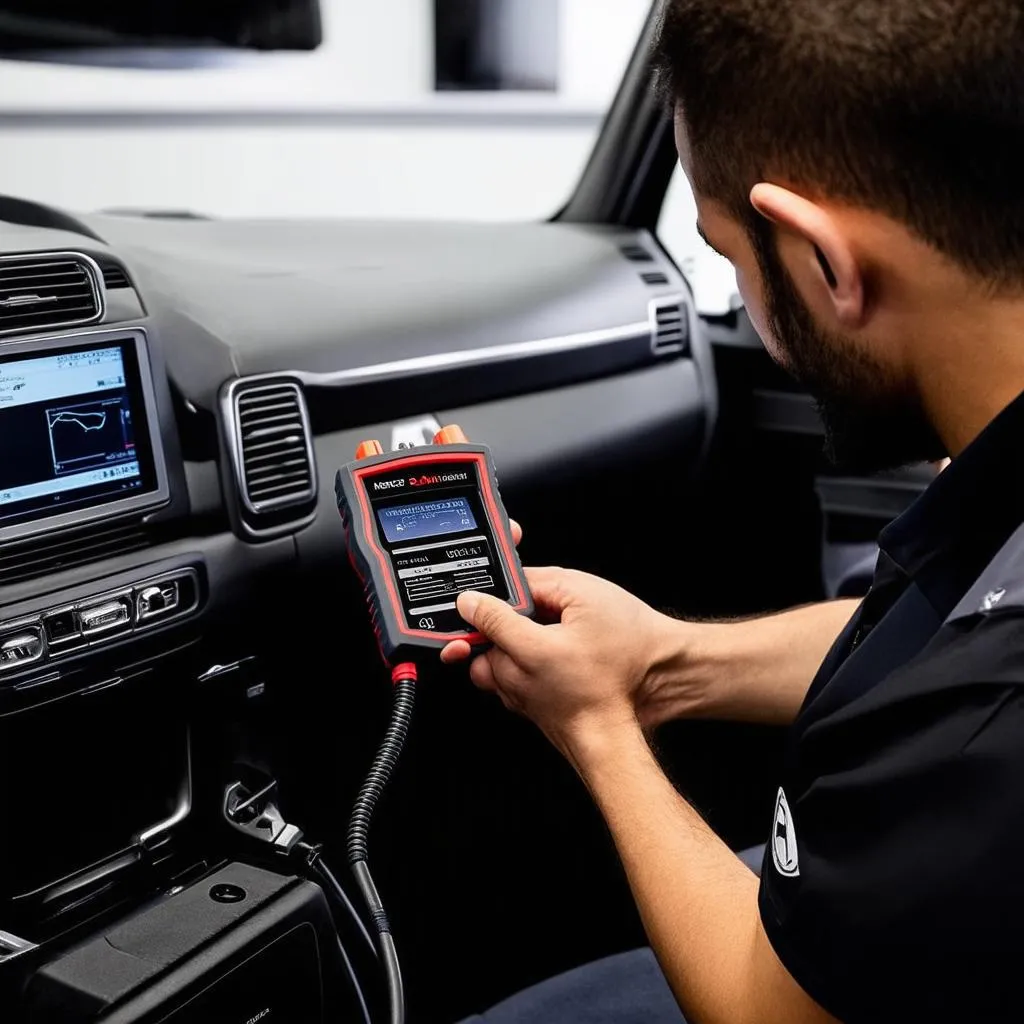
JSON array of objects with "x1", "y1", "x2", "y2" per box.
[{"x1": 654, "y1": 0, "x2": 1024, "y2": 470}]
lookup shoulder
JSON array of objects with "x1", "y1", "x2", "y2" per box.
[{"x1": 947, "y1": 520, "x2": 1024, "y2": 624}]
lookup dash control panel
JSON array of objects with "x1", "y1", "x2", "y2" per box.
[{"x1": 0, "y1": 568, "x2": 200, "y2": 677}]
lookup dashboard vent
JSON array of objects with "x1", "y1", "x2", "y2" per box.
[
  {"x1": 620, "y1": 243, "x2": 655, "y2": 263},
  {"x1": 641, "y1": 270, "x2": 670, "y2": 286},
  {"x1": 651, "y1": 298, "x2": 689, "y2": 356},
  {"x1": 230, "y1": 380, "x2": 317, "y2": 532},
  {"x1": 0, "y1": 520, "x2": 150, "y2": 585},
  {"x1": 98, "y1": 259, "x2": 131, "y2": 290},
  {"x1": 0, "y1": 253, "x2": 103, "y2": 336}
]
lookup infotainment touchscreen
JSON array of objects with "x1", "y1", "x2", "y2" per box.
[{"x1": 0, "y1": 339, "x2": 162, "y2": 532}]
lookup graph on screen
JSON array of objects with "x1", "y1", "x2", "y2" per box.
[{"x1": 47, "y1": 398, "x2": 135, "y2": 475}]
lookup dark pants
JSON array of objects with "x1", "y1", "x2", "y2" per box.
[
  {"x1": 462, "y1": 948, "x2": 684, "y2": 1024},
  {"x1": 461, "y1": 845, "x2": 764, "y2": 1024}
]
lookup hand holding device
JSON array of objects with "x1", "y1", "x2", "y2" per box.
[
  {"x1": 336, "y1": 424, "x2": 533, "y2": 665},
  {"x1": 450, "y1": 567, "x2": 681, "y2": 760},
  {"x1": 334, "y1": 425, "x2": 532, "y2": 1024}
]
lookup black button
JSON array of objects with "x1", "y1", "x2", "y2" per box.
[
  {"x1": 44, "y1": 610, "x2": 78, "y2": 643},
  {"x1": 209, "y1": 883, "x2": 247, "y2": 904}
]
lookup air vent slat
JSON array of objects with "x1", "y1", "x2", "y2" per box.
[
  {"x1": 246, "y1": 464, "x2": 311, "y2": 482},
  {"x1": 0, "y1": 271, "x2": 86, "y2": 287},
  {"x1": 98, "y1": 262, "x2": 131, "y2": 289},
  {"x1": 243, "y1": 449, "x2": 310, "y2": 468},
  {"x1": 641, "y1": 270, "x2": 670, "y2": 286},
  {"x1": 0, "y1": 254, "x2": 102, "y2": 336},
  {"x1": 239, "y1": 400, "x2": 300, "y2": 417},
  {"x1": 620, "y1": 243, "x2": 655, "y2": 263},
  {"x1": 0, "y1": 284, "x2": 93, "y2": 299},
  {"x1": 0, "y1": 522, "x2": 150, "y2": 583},
  {"x1": 650, "y1": 299, "x2": 690, "y2": 357},
  {"x1": 0, "y1": 260, "x2": 85, "y2": 276},
  {"x1": 241, "y1": 433, "x2": 307, "y2": 454},
  {"x1": 242, "y1": 413, "x2": 304, "y2": 431},
  {"x1": 231, "y1": 379, "x2": 317, "y2": 528},
  {"x1": 246, "y1": 461, "x2": 311, "y2": 479}
]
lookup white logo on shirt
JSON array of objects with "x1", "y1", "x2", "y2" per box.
[{"x1": 772, "y1": 788, "x2": 800, "y2": 877}]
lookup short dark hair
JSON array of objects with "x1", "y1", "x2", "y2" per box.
[{"x1": 653, "y1": 0, "x2": 1024, "y2": 286}]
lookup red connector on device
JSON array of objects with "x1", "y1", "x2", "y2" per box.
[{"x1": 390, "y1": 663, "x2": 418, "y2": 686}]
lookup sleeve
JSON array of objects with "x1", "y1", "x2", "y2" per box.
[{"x1": 758, "y1": 620, "x2": 1024, "y2": 1024}]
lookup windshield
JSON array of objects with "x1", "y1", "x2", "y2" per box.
[{"x1": 0, "y1": 1, "x2": 652, "y2": 221}]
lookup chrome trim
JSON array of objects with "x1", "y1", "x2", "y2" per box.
[
  {"x1": 220, "y1": 377, "x2": 319, "y2": 540},
  {"x1": 0, "y1": 929, "x2": 37, "y2": 963},
  {"x1": 0, "y1": 569, "x2": 200, "y2": 677},
  {"x1": 197, "y1": 655, "x2": 257, "y2": 683},
  {"x1": 648, "y1": 295, "x2": 689, "y2": 357},
  {"x1": 0, "y1": 251, "x2": 105, "y2": 339},
  {"x1": 0, "y1": 326, "x2": 170, "y2": 546},
  {"x1": 79, "y1": 594, "x2": 133, "y2": 637},
  {"x1": 0, "y1": 619, "x2": 44, "y2": 674},
  {"x1": 290, "y1": 319, "x2": 652, "y2": 388},
  {"x1": 218, "y1": 312, "x2": 666, "y2": 540},
  {"x1": 137, "y1": 728, "x2": 192, "y2": 851},
  {"x1": 132, "y1": 567, "x2": 200, "y2": 629}
]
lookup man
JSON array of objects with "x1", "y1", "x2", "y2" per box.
[{"x1": 444, "y1": 1, "x2": 1024, "y2": 1021}]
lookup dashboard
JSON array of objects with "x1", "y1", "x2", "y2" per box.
[{"x1": 0, "y1": 199, "x2": 716, "y2": 951}]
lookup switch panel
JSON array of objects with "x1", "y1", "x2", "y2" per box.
[
  {"x1": 0, "y1": 568, "x2": 200, "y2": 680},
  {"x1": 79, "y1": 596, "x2": 133, "y2": 637},
  {"x1": 0, "y1": 627, "x2": 43, "y2": 673},
  {"x1": 136, "y1": 580, "x2": 180, "y2": 623}
]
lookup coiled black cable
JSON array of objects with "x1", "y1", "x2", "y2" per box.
[{"x1": 348, "y1": 671, "x2": 417, "y2": 1024}]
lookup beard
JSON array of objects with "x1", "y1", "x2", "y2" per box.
[{"x1": 748, "y1": 219, "x2": 946, "y2": 473}]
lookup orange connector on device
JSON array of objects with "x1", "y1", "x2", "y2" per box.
[
  {"x1": 355, "y1": 439, "x2": 384, "y2": 460},
  {"x1": 433, "y1": 424, "x2": 468, "y2": 445}
]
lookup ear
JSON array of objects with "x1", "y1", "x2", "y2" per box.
[{"x1": 750, "y1": 183, "x2": 866, "y2": 328}]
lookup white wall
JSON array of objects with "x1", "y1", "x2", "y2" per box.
[
  {"x1": 0, "y1": 0, "x2": 647, "y2": 218},
  {"x1": 0, "y1": 0, "x2": 738, "y2": 312},
  {"x1": 492, "y1": 0, "x2": 560, "y2": 90}
]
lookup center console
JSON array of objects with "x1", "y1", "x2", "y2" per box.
[
  {"x1": 0, "y1": 254, "x2": 368, "y2": 1022},
  {"x1": 23, "y1": 862, "x2": 353, "y2": 1024},
  {"x1": 0, "y1": 318, "x2": 217, "y2": 1015}
]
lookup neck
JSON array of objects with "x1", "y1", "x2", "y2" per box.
[{"x1": 912, "y1": 297, "x2": 1024, "y2": 458}]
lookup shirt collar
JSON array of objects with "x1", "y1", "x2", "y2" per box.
[{"x1": 879, "y1": 389, "x2": 1024, "y2": 607}]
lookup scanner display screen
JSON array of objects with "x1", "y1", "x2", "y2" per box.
[
  {"x1": 377, "y1": 497, "x2": 478, "y2": 543},
  {"x1": 370, "y1": 465, "x2": 509, "y2": 633}
]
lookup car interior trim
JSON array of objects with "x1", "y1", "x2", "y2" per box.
[
  {"x1": 0, "y1": 251, "x2": 106, "y2": 338},
  {"x1": 287, "y1": 316, "x2": 658, "y2": 389},
  {"x1": 220, "y1": 377, "x2": 320, "y2": 541}
]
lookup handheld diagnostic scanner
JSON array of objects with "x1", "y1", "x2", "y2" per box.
[{"x1": 335, "y1": 425, "x2": 534, "y2": 665}]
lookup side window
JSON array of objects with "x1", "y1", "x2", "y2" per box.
[{"x1": 658, "y1": 169, "x2": 740, "y2": 317}]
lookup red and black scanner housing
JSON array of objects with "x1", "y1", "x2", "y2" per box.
[{"x1": 335, "y1": 428, "x2": 533, "y2": 665}]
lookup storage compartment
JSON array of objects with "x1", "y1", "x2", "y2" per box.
[
  {"x1": 22, "y1": 862, "x2": 353, "y2": 1023},
  {"x1": 0, "y1": 659, "x2": 188, "y2": 900}
]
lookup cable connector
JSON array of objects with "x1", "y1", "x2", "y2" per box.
[
  {"x1": 390, "y1": 663, "x2": 418, "y2": 686},
  {"x1": 222, "y1": 780, "x2": 304, "y2": 856}
]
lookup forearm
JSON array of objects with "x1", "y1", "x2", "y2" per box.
[
  {"x1": 572, "y1": 725, "x2": 835, "y2": 1024},
  {"x1": 643, "y1": 599, "x2": 859, "y2": 727}
]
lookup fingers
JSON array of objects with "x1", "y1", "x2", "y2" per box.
[
  {"x1": 509, "y1": 519, "x2": 523, "y2": 547},
  {"x1": 523, "y1": 566, "x2": 579, "y2": 621},
  {"x1": 457, "y1": 590, "x2": 540, "y2": 657},
  {"x1": 468, "y1": 652, "x2": 497, "y2": 691},
  {"x1": 440, "y1": 638, "x2": 473, "y2": 664}
]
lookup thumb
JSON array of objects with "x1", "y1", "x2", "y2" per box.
[{"x1": 457, "y1": 591, "x2": 538, "y2": 656}]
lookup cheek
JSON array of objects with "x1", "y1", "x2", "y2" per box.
[{"x1": 735, "y1": 266, "x2": 785, "y2": 364}]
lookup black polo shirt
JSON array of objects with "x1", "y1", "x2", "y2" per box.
[{"x1": 759, "y1": 390, "x2": 1024, "y2": 1023}]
